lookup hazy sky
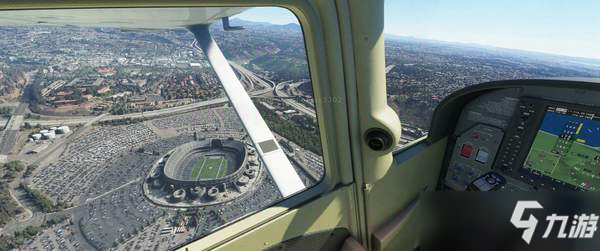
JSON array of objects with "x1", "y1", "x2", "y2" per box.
[
  {"x1": 234, "y1": 7, "x2": 298, "y2": 25},
  {"x1": 235, "y1": 1, "x2": 600, "y2": 59}
]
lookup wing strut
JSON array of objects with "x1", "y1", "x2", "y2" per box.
[{"x1": 187, "y1": 24, "x2": 305, "y2": 197}]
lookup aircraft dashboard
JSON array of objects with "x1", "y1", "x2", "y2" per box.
[{"x1": 430, "y1": 79, "x2": 600, "y2": 191}]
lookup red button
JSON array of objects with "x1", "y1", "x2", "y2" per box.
[{"x1": 461, "y1": 144, "x2": 473, "y2": 157}]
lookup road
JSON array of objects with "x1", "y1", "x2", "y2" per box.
[
  {"x1": 25, "y1": 97, "x2": 230, "y2": 126},
  {"x1": 8, "y1": 187, "x2": 33, "y2": 222},
  {"x1": 230, "y1": 61, "x2": 316, "y2": 118},
  {"x1": 274, "y1": 81, "x2": 317, "y2": 118},
  {"x1": 83, "y1": 178, "x2": 142, "y2": 204},
  {"x1": 228, "y1": 61, "x2": 274, "y2": 89},
  {"x1": 385, "y1": 64, "x2": 396, "y2": 74},
  {"x1": 0, "y1": 70, "x2": 37, "y2": 157},
  {"x1": 197, "y1": 39, "x2": 316, "y2": 119},
  {"x1": 23, "y1": 98, "x2": 226, "y2": 126},
  {"x1": 0, "y1": 98, "x2": 236, "y2": 166},
  {"x1": 0, "y1": 102, "x2": 28, "y2": 154},
  {"x1": 8, "y1": 46, "x2": 313, "y2": 131},
  {"x1": 21, "y1": 84, "x2": 277, "y2": 127}
]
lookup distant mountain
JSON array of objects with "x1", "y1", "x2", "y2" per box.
[
  {"x1": 229, "y1": 18, "x2": 273, "y2": 27},
  {"x1": 229, "y1": 18, "x2": 301, "y2": 31},
  {"x1": 384, "y1": 34, "x2": 600, "y2": 67}
]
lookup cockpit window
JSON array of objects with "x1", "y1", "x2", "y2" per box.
[
  {"x1": 385, "y1": 0, "x2": 600, "y2": 147},
  {"x1": 0, "y1": 7, "x2": 322, "y2": 250}
]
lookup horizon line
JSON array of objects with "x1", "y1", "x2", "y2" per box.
[
  {"x1": 384, "y1": 34, "x2": 600, "y2": 62},
  {"x1": 232, "y1": 17, "x2": 600, "y2": 61}
]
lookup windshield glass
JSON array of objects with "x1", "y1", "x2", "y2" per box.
[
  {"x1": 0, "y1": 7, "x2": 323, "y2": 250},
  {"x1": 385, "y1": 0, "x2": 600, "y2": 146}
]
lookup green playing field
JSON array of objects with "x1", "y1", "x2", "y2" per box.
[
  {"x1": 525, "y1": 131, "x2": 600, "y2": 190},
  {"x1": 191, "y1": 156, "x2": 228, "y2": 180},
  {"x1": 523, "y1": 131, "x2": 561, "y2": 175}
]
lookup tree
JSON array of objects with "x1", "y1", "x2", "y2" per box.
[
  {"x1": 23, "y1": 164, "x2": 37, "y2": 177},
  {"x1": 4, "y1": 160, "x2": 25, "y2": 172},
  {"x1": 3, "y1": 172, "x2": 16, "y2": 180},
  {"x1": 46, "y1": 218, "x2": 58, "y2": 226},
  {"x1": 24, "y1": 226, "x2": 40, "y2": 237},
  {"x1": 21, "y1": 185, "x2": 56, "y2": 213}
]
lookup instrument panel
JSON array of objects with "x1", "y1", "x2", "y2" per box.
[{"x1": 439, "y1": 81, "x2": 600, "y2": 191}]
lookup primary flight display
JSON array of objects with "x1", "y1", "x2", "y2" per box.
[{"x1": 523, "y1": 106, "x2": 600, "y2": 191}]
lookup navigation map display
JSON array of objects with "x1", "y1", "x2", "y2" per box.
[{"x1": 523, "y1": 106, "x2": 600, "y2": 191}]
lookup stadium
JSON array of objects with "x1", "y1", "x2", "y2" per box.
[{"x1": 143, "y1": 138, "x2": 263, "y2": 208}]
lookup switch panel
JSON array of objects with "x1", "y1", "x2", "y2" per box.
[
  {"x1": 460, "y1": 144, "x2": 474, "y2": 158},
  {"x1": 445, "y1": 124, "x2": 504, "y2": 191}
]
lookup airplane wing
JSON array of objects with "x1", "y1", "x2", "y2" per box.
[
  {"x1": 0, "y1": 8, "x2": 248, "y2": 28},
  {"x1": 189, "y1": 25, "x2": 306, "y2": 197},
  {"x1": 0, "y1": 7, "x2": 307, "y2": 197}
]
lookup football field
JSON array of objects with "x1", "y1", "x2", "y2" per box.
[
  {"x1": 191, "y1": 155, "x2": 228, "y2": 180},
  {"x1": 525, "y1": 131, "x2": 600, "y2": 190}
]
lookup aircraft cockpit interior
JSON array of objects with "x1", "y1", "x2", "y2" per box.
[
  {"x1": 1, "y1": 1, "x2": 599, "y2": 251},
  {"x1": 430, "y1": 79, "x2": 600, "y2": 192}
]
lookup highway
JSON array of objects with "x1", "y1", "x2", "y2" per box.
[
  {"x1": 228, "y1": 61, "x2": 274, "y2": 89},
  {"x1": 230, "y1": 61, "x2": 316, "y2": 118},
  {"x1": 194, "y1": 39, "x2": 316, "y2": 118},
  {"x1": 24, "y1": 97, "x2": 230, "y2": 126},
  {"x1": 0, "y1": 71, "x2": 37, "y2": 159},
  {"x1": 1, "y1": 43, "x2": 315, "y2": 156},
  {"x1": 21, "y1": 60, "x2": 274, "y2": 127},
  {"x1": 22, "y1": 86, "x2": 274, "y2": 127},
  {"x1": 0, "y1": 102, "x2": 27, "y2": 155},
  {"x1": 274, "y1": 81, "x2": 317, "y2": 118}
]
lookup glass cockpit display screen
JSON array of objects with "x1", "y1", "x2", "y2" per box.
[{"x1": 523, "y1": 106, "x2": 600, "y2": 191}]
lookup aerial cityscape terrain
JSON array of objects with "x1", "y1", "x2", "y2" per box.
[
  {"x1": 1, "y1": 16, "x2": 600, "y2": 251},
  {"x1": 385, "y1": 36, "x2": 600, "y2": 139},
  {"x1": 0, "y1": 19, "x2": 321, "y2": 251}
]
